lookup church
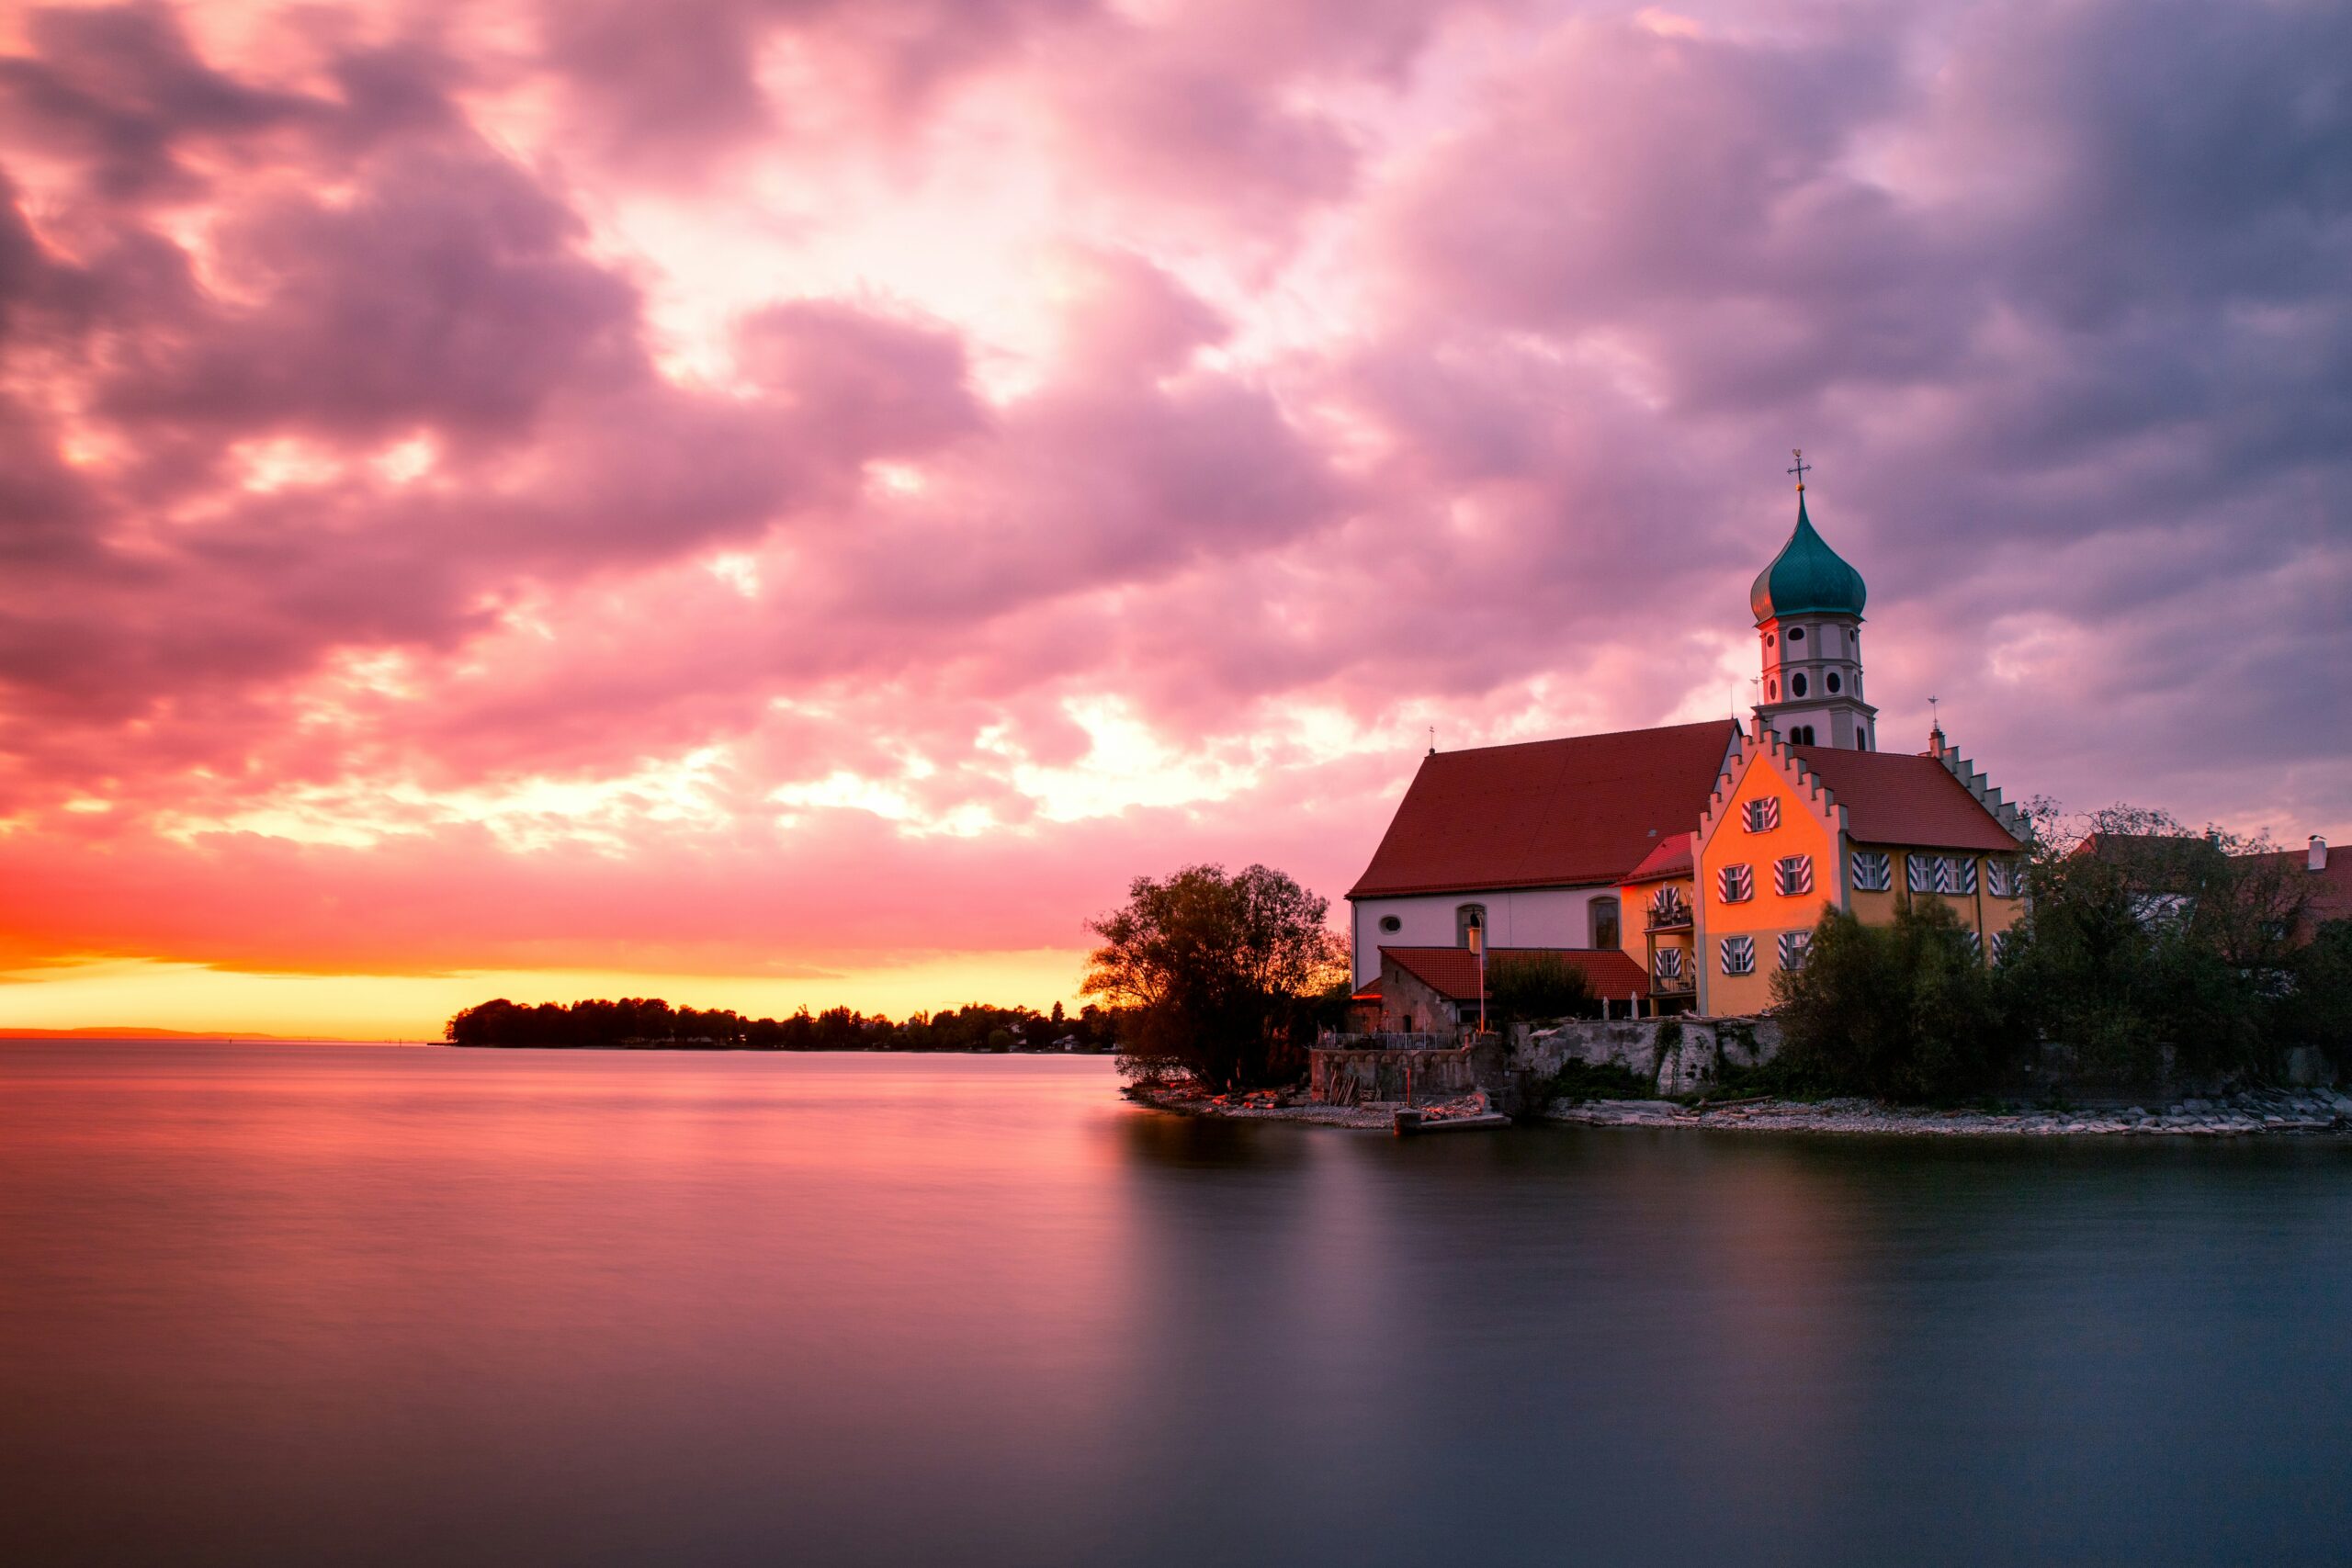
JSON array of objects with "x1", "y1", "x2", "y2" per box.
[{"x1": 1348, "y1": 466, "x2": 2033, "y2": 1030}]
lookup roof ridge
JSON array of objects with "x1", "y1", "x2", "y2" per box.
[{"x1": 1415, "y1": 716, "x2": 1737, "y2": 761}]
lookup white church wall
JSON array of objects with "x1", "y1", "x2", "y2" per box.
[{"x1": 1350, "y1": 886, "x2": 1619, "y2": 988}]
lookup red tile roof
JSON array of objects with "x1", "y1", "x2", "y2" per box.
[
  {"x1": 1349, "y1": 976, "x2": 1384, "y2": 1001},
  {"x1": 2242, "y1": 845, "x2": 2352, "y2": 932},
  {"x1": 1789, "y1": 746, "x2": 2023, "y2": 852},
  {"x1": 1349, "y1": 720, "x2": 1739, "y2": 897},
  {"x1": 1380, "y1": 945, "x2": 1649, "y2": 1001},
  {"x1": 1623, "y1": 830, "x2": 1694, "y2": 885}
]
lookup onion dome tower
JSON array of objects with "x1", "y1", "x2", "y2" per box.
[{"x1": 1751, "y1": 453, "x2": 1876, "y2": 750}]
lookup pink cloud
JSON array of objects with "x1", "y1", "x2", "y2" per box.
[{"x1": 0, "y1": 0, "x2": 2346, "y2": 1013}]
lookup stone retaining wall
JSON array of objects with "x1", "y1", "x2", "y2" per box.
[
  {"x1": 1310, "y1": 1015, "x2": 1781, "y2": 1107},
  {"x1": 1511, "y1": 1015, "x2": 1781, "y2": 1097},
  {"x1": 1310, "y1": 1040, "x2": 1501, "y2": 1105}
]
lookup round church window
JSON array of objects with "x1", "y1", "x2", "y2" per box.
[
  {"x1": 1792, "y1": 673, "x2": 1809, "y2": 697},
  {"x1": 1380, "y1": 915, "x2": 1402, "y2": 933},
  {"x1": 1788, "y1": 626, "x2": 1805, "y2": 642}
]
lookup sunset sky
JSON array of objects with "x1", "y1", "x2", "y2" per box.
[{"x1": 2, "y1": 0, "x2": 2346, "y2": 1037}]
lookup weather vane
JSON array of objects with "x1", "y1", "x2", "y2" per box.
[{"x1": 1788, "y1": 448, "x2": 1811, "y2": 491}]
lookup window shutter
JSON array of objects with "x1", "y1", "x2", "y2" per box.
[
  {"x1": 1719, "y1": 936, "x2": 1755, "y2": 976},
  {"x1": 1951, "y1": 858, "x2": 1979, "y2": 896},
  {"x1": 1778, "y1": 931, "x2": 1811, "y2": 970},
  {"x1": 1907, "y1": 853, "x2": 1937, "y2": 894},
  {"x1": 1775, "y1": 854, "x2": 1814, "y2": 897},
  {"x1": 1718, "y1": 864, "x2": 1753, "y2": 903},
  {"x1": 1745, "y1": 797, "x2": 1781, "y2": 832},
  {"x1": 1655, "y1": 947, "x2": 1684, "y2": 980},
  {"x1": 1851, "y1": 851, "x2": 1892, "y2": 892}
]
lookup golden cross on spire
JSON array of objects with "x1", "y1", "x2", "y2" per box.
[{"x1": 1787, "y1": 448, "x2": 1811, "y2": 491}]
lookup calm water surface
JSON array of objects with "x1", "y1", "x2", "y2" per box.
[{"x1": 6, "y1": 1042, "x2": 2351, "y2": 1565}]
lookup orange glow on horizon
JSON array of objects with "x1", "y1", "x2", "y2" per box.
[{"x1": 0, "y1": 950, "x2": 1093, "y2": 1042}]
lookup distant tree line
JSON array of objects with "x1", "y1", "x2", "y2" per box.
[
  {"x1": 445, "y1": 996, "x2": 1125, "y2": 1053},
  {"x1": 1766, "y1": 804, "x2": 2352, "y2": 1102}
]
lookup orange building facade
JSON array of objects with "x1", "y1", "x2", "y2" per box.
[{"x1": 1692, "y1": 725, "x2": 2030, "y2": 1015}]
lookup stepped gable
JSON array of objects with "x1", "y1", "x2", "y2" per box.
[
  {"x1": 1380, "y1": 945, "x2": 1648, "y2": 1000},
  {"x1": 1788, "y1": 745, "x2": 2024, "y2": 852},
  {"x1": 1349, "y1": 719, "x2": 1740, "y2": 898}
]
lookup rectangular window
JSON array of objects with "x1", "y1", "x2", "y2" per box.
[
  {"x1": 1743, "y1": 797, "x2": 1781, "y2": 833},
  {"x1": 1719, "y1": 935, "x2": 1755, "y2": 976},
  {"x1": 1717, "y1": 864, "x2": 1754, "y2": 903},
  {"x1": 1907, "y1": 853, "x2": 1939, "y2": 894},
  {"x1": 1986, "y1": 859, "x2": 2022, "y2": 898},
  {"x1": 1774, "y1": 854, "x2": 1815, "y2": 897},
  {"x1": 1778, "y1": 931, "x2": 1811, "y2": 971},
  {"x1": 1655, "y1": 947, "x2": 1684, "y2": 981},
  {"x1": 1950, "y1": 858, "x2": 1979, "y2": 896},
  {"x1": 1851, "y1": 850, "x2": 1893, "y2": 892}
]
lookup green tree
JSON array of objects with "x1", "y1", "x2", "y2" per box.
[
  {"x1": 1081, "y1": 863, "x2": 1348, "y2": 1091},
  {"x1": 1998, "y1": 805, "x2": 2306, "y2": 1082},
  {"x1": 1770, "y1": 901, "x2": 2007, "y2": 1102}
]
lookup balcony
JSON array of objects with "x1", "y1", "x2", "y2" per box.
[
  {"x1": 1645, "y1": 908, "x2": 1692, "y2": 932},
  {"x1": 1648, "y1": 973, "x2": 1695, "y2": 997}
]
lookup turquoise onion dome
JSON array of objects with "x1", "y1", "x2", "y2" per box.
[{"x1": 1750, "y1": 491, "x2": 1867, "y2": 626}]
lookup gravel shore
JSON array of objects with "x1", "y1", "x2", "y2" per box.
[
  {"x1": 1554, "y1": 1088, "x2": 2352, "y2": 1136},
  {"x1": 1132, "y1": 1082, "x2": 2352, "y2": 1137}
]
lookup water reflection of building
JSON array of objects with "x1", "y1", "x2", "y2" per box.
[{"x1": 1347, "y1": 472, "x2": 2032, "y2": 1027}]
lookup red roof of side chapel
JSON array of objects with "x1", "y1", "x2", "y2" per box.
[
  {"x1": 1349, "y1": 720, "x2": 1740, "y2": 898},
  {"x1": 1788, "y1": 745, "x2": 2024, "y2": 852},
  {"x1": 1380, "y1": 945, "x2": 1650, "y2": 1001}
]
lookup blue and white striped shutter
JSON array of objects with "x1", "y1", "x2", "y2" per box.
[
  {"x1": 1989, "y1": 929, "x2": 2009, "y2": 963},
  {"x1": 1655, "y1": 947, "x2": 1684, "y2": 981},
  {"x1": 1907, "y1": 853, "x2": 1937, "y2": 894},
  {"x1": 1719, "y1": 936, "x2": 1755, "y2": 976},
  {"x1": 1778, "y1": 931, "x2": 1811, "y2": 970},
  {"x1": 1851, "y1": 851, "x2": 1892, "y2": 892},
  {"x1": 1951, "y1": 858, "x2": 1979, "y2": 896},
  {"x1": 1776, "y1": 854, "x2": 1814, "y2": 896},
  {"x1": 1745, "y1": 797, "x2": 1781, "y2": 832},
  {"x1": 1719, "y1": 864, "x2": 1753, "y2": 902}
]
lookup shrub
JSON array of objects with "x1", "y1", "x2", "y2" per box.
[
  {"x1": 1770, "y1": 901, "x2": 2008, "y2": 1102},
  {"x1": 1484, "y1": 952, "x2": 1601, "y2": 1025}
]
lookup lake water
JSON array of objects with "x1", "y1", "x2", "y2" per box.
[{"x1": 5, "y1": 1043, "x2": 2350, "y2": 1565}]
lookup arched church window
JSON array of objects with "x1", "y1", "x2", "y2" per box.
[
  {"x1": 1591, "y1": 898, "x2": 1621, "y2": 949},
  {"x1": 1791, "y1": 672, "x2": 1808, "y2": 697},
  {"x1": 1826, "y1": 672, "x2": 1842, "y2": 694},
  {"x1": 1455, "y1": 905, "x2": 1486, "y2": 948}
]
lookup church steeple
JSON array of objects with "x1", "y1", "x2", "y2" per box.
[{"x1": 1750, "y1": 455, "x2": 1877, "y2": 751}]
